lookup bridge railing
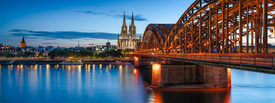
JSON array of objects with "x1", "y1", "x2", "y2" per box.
[{"x1": 135, "y1": 53, "x2": 275, "y2": 69}]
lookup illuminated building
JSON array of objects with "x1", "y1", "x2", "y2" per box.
[
  {"x1": 117, "y1": 12, "x2": 141, "y2": 50},
  {"x1": 20, "y1": 37, "x2": 26, "y2": 48},
  {"x1": 0, "y1": 44, "x2": 18, "y2": 54}
]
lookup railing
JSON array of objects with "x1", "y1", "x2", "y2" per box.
[{"x1": 135, "y1": 53, "x2": 275, "y2": 69}]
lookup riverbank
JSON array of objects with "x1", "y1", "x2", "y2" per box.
[{"x1": 0, "y1": 60, "x2": 134, "y2": 65}]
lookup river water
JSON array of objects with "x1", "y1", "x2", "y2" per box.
[{"x1": 0, "y1": 64, "x2": 275, "y2": 103}]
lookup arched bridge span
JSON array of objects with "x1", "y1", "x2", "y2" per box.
[
  {"x1": 137, "y1": 0, "x2": 275, "y2": 54},
  {"x1": 135, "y1": 0, "x2": 275, "y2": 70}
]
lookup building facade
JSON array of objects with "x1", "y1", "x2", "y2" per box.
[
  {"x1": 20, "y1": 37, "x2": 26, "y2": 48},
  {"x1": 117, "y1": 13, "x2": 141, "y2": 50}
]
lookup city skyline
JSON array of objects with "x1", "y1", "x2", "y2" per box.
[{"x1": 0, "y1": 0, "x2": 194, "y2": 47}]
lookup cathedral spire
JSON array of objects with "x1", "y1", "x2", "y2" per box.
[
  {"x1": 120, "y1": 12, "x2": 128, "y2": 36},
  {"x1": 129, "y1": 12, "x2": 136, "y2": 36},
  {"x1": 131, "y1": 12, "x2": 134, "y2": 26},
  {"x1": 123, "y1": 12, "x2": 126, "y2": 27}
]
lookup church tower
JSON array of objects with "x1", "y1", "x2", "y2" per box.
[
  {"x1": 117, "y1": 12, "x2": 141, "y2": 50},
  {"x1": 121, "y1": 12, "x2": 127, "y2": 36},
  {"x1": 129, "y1": 12, "x2": 136, "y2": 36},
  {"x1": 20, "y1": 37, "x2": 26, "y2": 48}
]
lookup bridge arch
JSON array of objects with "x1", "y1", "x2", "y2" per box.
[
  {"x1": 139, "y1": 0, "x2": 275, "y2": 54},
  {"x1": 139, "y1": 24, "x2": 175, "y2": 53}
]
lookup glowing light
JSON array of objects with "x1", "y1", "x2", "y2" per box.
[
  {"x1": 134, "y1": 56, "x2": 139, "y2": 62},
  {"x1": 99, "y1": 64, "x2": 102, "y2": 69},
  {"x1": 78, "y1": 65, "x2": 81, "y2": 72},
  {"x1": 133, "y1": 69, "x2": 137, "y2": 74},
  {"x1": 153, "y1": 64, "x2": 161, "y2": 70},
  {"x1": 119, "y1": 65, "x2": 122, "y2": 69},
  {"x1": 46, "y1": 64, "x2": 50, "y2": 70}
]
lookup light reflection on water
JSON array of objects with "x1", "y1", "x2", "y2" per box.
[{"x1": 0, "y1": 65, "x2": 275, "y2": 103}]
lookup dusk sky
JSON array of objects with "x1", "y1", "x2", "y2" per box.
[{"x1": 0, "y1": 0, "x2": 195, "y2": 47}]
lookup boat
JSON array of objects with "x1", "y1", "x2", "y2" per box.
[
  {"x1": 60, "y1": 60, "x2": 83, "y2": 65},
  {"x1": 109, "y1": 60, "x2": 131, "y2": 65}
]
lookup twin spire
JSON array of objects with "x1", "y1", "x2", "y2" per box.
[
  {"x1": 122, "y1": 12, "x2": 134, "y2": 27},
  {"x1": 131, "y1": 12, "x2": 134, "y2": 26},
  {"x1": 121, "y1": 12, "x2": 136, "y2": 36},
  {"x1": 123, "y1": 12, "x2": 127, "y2": 27}
]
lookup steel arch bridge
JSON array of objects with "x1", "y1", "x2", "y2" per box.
[
  {"x1": 136, "y1": 0, "x2": 275, "y2": 54},
  {"x1": 135, "y1": 24, "x2": 175, "y2": 52}
]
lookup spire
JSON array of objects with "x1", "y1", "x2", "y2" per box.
[
  {"x1": 121, "y1": 12, "x2": 127, "y2": 36},
  {"x1": 21, "y1": 37, "x2": 25, "y2": 43},
  {"x1": 129, "y1": 12, "x2": 136, "y2": 36},
  {"x1": 123, "y1": 12, "x2": 126, "y2": 26},
  {"x1": 131, "y1": 12, "x2": 135, "y2": 26},
  {"x1": 78, "y1": 41, "x2": 80, "y2": 48}
]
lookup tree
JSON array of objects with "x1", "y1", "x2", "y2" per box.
[
  {"x1": 16, "y1": 51, "x2": 24, "y2": 58},
  {"x1": 4, "y1": 51, "x2": 15, "y2": 58},
  {"x1": 86, "y1": 47, "x2": 93, "y2": 51},
  {"x1": 24, "y1": 51, "x2": 35, "y2": 57},
  {"x1": 0, "y1": 52, "x2": 4, "y2": 57},
  {"x1": 48, "y1": 50, "x2": 56, "y2": 59},
  {"x1": 38, "y1": 52, "x2": 43, "y2": 57},
  {"x1": 123, "y1": 49, "x2": 130, "y2": 54}
]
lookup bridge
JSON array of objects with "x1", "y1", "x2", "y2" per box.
[{"x1": 134, "y1": 0, "x2": 275, "y2": 89}]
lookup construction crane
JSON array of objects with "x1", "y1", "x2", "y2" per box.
[{"x1": 89, "y1": 43, "x2": 95, "y2": 46}]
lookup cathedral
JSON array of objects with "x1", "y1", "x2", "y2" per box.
[{"x1": 117, "y1": 12, "x2": 141, "y2": 50}]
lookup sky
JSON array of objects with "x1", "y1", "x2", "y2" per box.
[{"x1": 0, "y1": 0, "x2": 194, "y2": 47}]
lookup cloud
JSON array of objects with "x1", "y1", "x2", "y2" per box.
[
  {"x1": 9, "y1": 29, "x2": 119, "y2": 40},
  {"x1": 113, "y1": 14, "x2": 147, "y2": 21},
  {"x1": 76, "y1": 11, "x2": 108, "y2": 15},
  {"x1": 76, "y1": 11, "x2": 147, "y2": 21},
  {"x1": 41, "y1": 43, "x2": 60, "y2": 44}
]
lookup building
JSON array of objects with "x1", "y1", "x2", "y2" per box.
[
  {"x1": 0, "y1": 44, "x2": 18, "y2": 55},
  {"x1": 20, "y1": 37, "x2": 26, "y2": 48},
  {"x1": 117, "y1": 12, "x2": 141, "y2": 50},
  {"x1": 106, "y1": 40, "x2": 111, "y2": 51}
]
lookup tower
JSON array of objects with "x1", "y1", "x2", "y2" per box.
[
  {"x1": 106, "y1": 40, "x2": 110, "y2": 51},
  {"x1": 117, "y1": 12, "x2": 141, "y2": 50},
  {"x1": 20, "y1": 37, "x2": 26, "y2": 48},
  {"x1": 129, "y1": 12, "x2": 136, "y2": 36},
  {"x1": 121, "y1": 12, "x2": 127, "y2": 36}
]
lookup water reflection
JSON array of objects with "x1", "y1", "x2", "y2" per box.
[
  {"x1": 148, "y1": 89, "x2": 231, "y2": 103},
  {"x1": 1, "y1": 65, "x2": 275, "y2": 103}
]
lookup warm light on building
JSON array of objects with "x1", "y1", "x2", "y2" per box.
[
  {"x1": 133, "y1": 69, "x2": 137, "y2": 74},
  {"x1": 20, "y1": 37, "x2": 26, "y2": 48},
  {"x1": 153, "y1": 63, "x2": 161, "y2": 71},
  {"x1": 134, "y1": 56, "x2": 139, "y2": 62}
]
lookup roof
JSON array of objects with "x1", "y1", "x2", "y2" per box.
[{"x1": 21, "y1": 37, "x2": 26, "y2": 43}]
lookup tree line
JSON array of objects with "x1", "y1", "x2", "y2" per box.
[
  {"x1": 0, "y1": 49, "x2": 126, "y2": 59},
  {"x1": 48, "y1": 49, "x2": 122, "y2": 59},
  {"x1": 0, "y1": 51, "x2": 35, "y2": 58}
]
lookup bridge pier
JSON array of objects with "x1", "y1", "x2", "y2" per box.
[
  {"x1": 134, "y1": 57, "x2": 163, "y2": 68},
  {"x1": 151, "y1": 64, "x2": 231, "y2": 89}
]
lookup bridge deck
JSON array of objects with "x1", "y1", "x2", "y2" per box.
[{"x1": 135, "y1": 53, "x2": 275, "y2": 74}]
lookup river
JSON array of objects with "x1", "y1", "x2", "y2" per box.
[{"x1": 0, "y1": 64, "x2": 274, "y2": 103}]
